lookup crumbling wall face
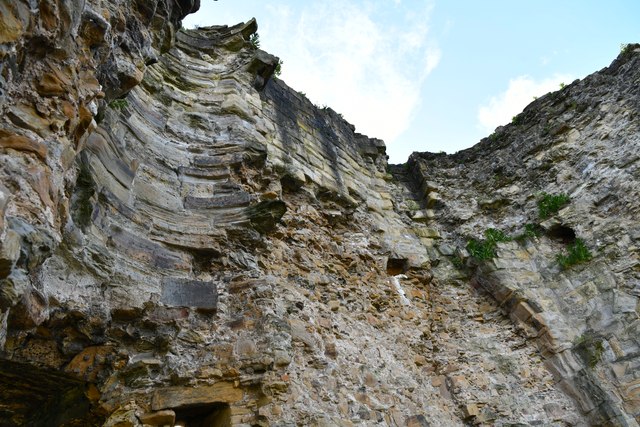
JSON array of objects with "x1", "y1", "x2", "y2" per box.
[{"x1": 407, "y1": 45, "x2": 640, "y2": 426}]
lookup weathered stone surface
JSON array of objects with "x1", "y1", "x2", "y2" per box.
[
  {"x1": 151, "y1": 383, "x2": 243, "y2": 410},
  {"x1": 0, "y1": 1, "x2": 637, "y2": 425},
  {"x1": 160, "y1": 278, "x2": 217, "y2": 310},
  {"x1": 138, "y1": 409, "x2": 176, "y2": 426},
  {"x1": 0, "y1": 130, "x2": 48, "y2": 160},
  {"x1": 406, "y1": 44, "x2": 640, "y2": 426}
]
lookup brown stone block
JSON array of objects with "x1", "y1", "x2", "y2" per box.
[
  {"x1": 406, "y1": 414, "x2": 429, "y2": 426},
  {"x1": 0, "y1": 130, "x2": 48, "y2": 161},
  {"x1": 463, "y1": 403, "x2": 480, "y2": 418},
  {"x1": 537, "y1": 331, "x2": 558, "y2": 355},
  {"x1": 622, "y1": 378, "x2": 640, "y2": 406},
  {"x1": 431, "y1": 376, "x2": 445, "y2": 387},
  {"x1": 151, "y1": 382, "x2": 243, "y2": 411},
  {"x1": 65, "y1": 345, "x2": 114, "y2": 382},
  {"x1": 78, "y1": 69, "x2": 101, "y2": 96},
  {"x1": 7, "y1": 104, "x2": 52, "y2": 137},
  {"x1": 530, "y1": 312, "x2": 548, "y2": 332},
  {"x1": 38, "y1": 0, "x2": 59, "y2": 32},
  {"x1": 511, "y1": 300, "x2": 536, "y2": 323},
  {"x1": 74, "y1": 103, "x2": 94, "y2": 144},
  {"x1": 37, "y1": 72, "x2": 65, "y2": 96},
  {"x1": 27, "y1": 165, "x2": 55, "y2": 213},
  {"x1": 0, "y1": 2, "x2": 28, "y2": 43},
  {"x1": 139, "y1": 409, "x2": 176, "y2": 426},
  {"x1": 7, "y1": 289, "x2": 48, "y2": 330}
]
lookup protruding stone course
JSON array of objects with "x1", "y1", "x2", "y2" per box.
[{"x1": 151, "y1": 383, "x2": 243, "y2": 410}]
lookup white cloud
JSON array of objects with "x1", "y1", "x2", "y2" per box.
[
  {"x1": 260, "y1": 1, "x2": 439, "y2": 145},
  {"x1": 478, "y1": 74, "x2": 572, "y2": 133}
]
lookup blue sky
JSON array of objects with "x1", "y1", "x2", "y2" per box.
[{"x1": 184, "y1": 1, "x2": 640, "y2": 163}]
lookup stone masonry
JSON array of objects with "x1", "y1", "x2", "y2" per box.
[{"x1": 0, "y1": 2, "x2": 638, "y2": 425}]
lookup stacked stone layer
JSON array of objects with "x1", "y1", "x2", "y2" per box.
[{"x1": 0, "y1": 1, "x2": 638, "y2": 425}]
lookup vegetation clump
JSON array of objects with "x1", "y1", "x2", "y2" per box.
[
  {"x1": 516, "y1": 223, "x2": 541, "y2": 241},
  {"x1": 538, "y1": 192, "x2": 570, "y2": 219},
  {"x1": 466, "y1": 228, "x2": 512, "y2": 260},
  {"x1": 557, "y1": 238, "x2": 592, "y2": 269},
  {"x1": 274, "y1": 59, "x2": 283, "y2": 77},
  {"x1": 108, "y1": 99, "x2": 129, "y2": 110},
  {"x1": 249, "y1": 33, "x2": 260, "y2": 49},
  {"x1": 511, "y1": 114, "x2": 523, "y2": 125},
  {"x1": 575, "y1": 334, "x2": 604, "y2": 368}
]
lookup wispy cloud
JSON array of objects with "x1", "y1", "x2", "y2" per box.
[
  {"x1": 261, "y1": 1, "x2": 439, "y2": 145},
  {"x1": 477, "y1": 74, "x2": 572, "y2": 133}
]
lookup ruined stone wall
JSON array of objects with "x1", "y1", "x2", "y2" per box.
[
  {"x1": 407, "y1": 45, "x2": 640, "y2": 426},
  {"x1": 0, "y1": 0, "x2": 196, "y2": 424},
  {"x1": 0, "y1": 1, "x2": 636, "y2": 426}
]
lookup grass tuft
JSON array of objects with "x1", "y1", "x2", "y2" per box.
[
  {"x1": 538, "y1": 192, "x2": 570, "y2": 219},
  {"x1": 557, "y1": 238, "x2": 592, "y2": 269}
]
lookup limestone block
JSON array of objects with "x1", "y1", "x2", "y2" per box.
[
  {"x1": 613, "y1": 290, "x2": 637, "y2": 314},
  {"x1": 621, "y1": 378, "x2": 640, "y2": 413},
  {"x1": 103, "y1": 402, "x2": 141, "y2": 427},
  {"x1": 406, "y1": 415, "x2": 430, "y2": 426},
  {"x1": 511, "y1": 301, "x2": 536, "y2": 324},
  {"x1": 221, "y1": 94, "x2": 253, "y2": 121},
  {"x1": 0, "y1": 230, "x2": 21, "y2": 279},
  {"x1": 544, "y1": 350, "x2": 583, "y2": 378},
  {"x1": 160, "y1": 278, "x2": 217, "y2": 310},
  {"x1": 151, "y1": 383, "x2": 243, "y2": 411},
  {"x1": 138, "y1": 409, "x2": 176, "y2": 426},
  {"x1": 413, "y1": 227, "x2": 441, "y2": 239},
  {"x1": 0, "y1": 130, "x2": 48, "y2": 160},
  {"x1": 6, "y1": 104, "x2": 52, "y2": 137},
  {"x1": 463, "y1": 403, "x2": 480, "y2": 418},
  {"x1": 0, "y1": 268, "x2": 29, "y2": 309},
  {"x1": 426, "y1": 192, "x2": 442, "y2": 208}
]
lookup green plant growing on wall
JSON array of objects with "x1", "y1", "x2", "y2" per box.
[
  {"x1": 451, "y1": 255, "x2": 464, "y2": 269},
  {"x1": 537, "y1": 192, "x2": 570, "y2": 219},
  {"x1": 485, "y1": 228, "x2": 511, "y2": 243},
  {"x1": 405, "y1": 200, "x2": 420, "y2": 211},
  {"x1": 108, "y1": 99, "x2": 129, "y2": 110},
  {"x1": 557, "y1": 238, "x2": 592, "y2": 269},
  {"x1": 575, "y1": 334, "x2": 604, "y2": 368},
  {"x1": 620, "y1": 43, "x2": 632, "y2": 55},
  {"x1": 274, "y1": 59, "x2": 283, "y2": 77},
  {"x1": 516, "y1": 223, "x2": 540, "y2": 241},
  {"x1": 249, "y1": 33, "x2": 260, "y2": 49},
  {"x1": 467, "y1": 239, "x2": 495, "y2": 260},
  {"x1": 559, "y1": 82, "x2": 566, "y2": 89},
  {"x1": 466, "y1": 228, "x2": 512, "y2": 260}
]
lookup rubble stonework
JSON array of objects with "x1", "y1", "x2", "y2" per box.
[
  {"x1": 0, "y1": 1, "x2": 638, "y2": 425},
  {"x1": 407, "y1": 45, "x2": 640, "y2": 426}
]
